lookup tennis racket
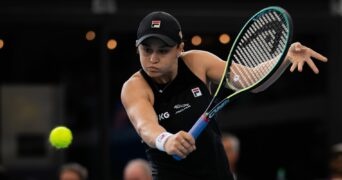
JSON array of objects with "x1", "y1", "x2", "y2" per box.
[{"x1": 173, "y1": 6, "x2": 293, "y2": 160}]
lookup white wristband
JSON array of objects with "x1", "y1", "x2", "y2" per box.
[{"x1": 155, "y1": 132, "x2": 173, "y2": 152}]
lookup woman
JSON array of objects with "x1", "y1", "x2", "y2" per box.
[{"x1": 121, "y1": 11, "x2": 328, "y2": 180}]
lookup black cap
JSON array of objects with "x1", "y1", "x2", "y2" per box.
[{"x1": 136, "y1": 11, "x2": 182, "y2": 47}]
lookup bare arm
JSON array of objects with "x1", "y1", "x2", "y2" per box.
[
  {"x1": 228, "y1": 53, "x2": 289, "y2": 91},
  {"x1": 252, "y1": 42, "x2": 328, "y2": 92},
  {"x1": 121, "y1": 73, "x2": 196, "y2": 159},
  {"x1": 121, "y1": 75, "x2": 165, "y2": 148},
  {"x1": 229, "y1": 42, "x2": 328, "y2": 92}
]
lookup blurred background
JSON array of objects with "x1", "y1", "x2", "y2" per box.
[{"x1": 0, "y1": 0, "x2": 340, "y2": 179}]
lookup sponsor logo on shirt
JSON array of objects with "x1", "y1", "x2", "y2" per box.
[
  {"x1": 158, "y1": 112, "x2": 170, "y2": 121},
  {"x1": 191, "y1": 87, "x2": 202, "y2": 97},
  {"x1": 174, "y1": 103, "x2": 191, "y2": 114}
]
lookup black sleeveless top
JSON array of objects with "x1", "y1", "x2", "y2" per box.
[{"x1": 140, "y1": 59, "x2": 233, "y2": 180}]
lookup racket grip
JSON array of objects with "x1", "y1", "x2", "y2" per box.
[
  {"x1": 188, "y1": 114, "x2": 209, "y2": 139},
  {"x1": 172, "y1": 154, "x2": 182, "y2": 161},
  {"x1": 172, "y1": 114, "x2": 209, "y2": 161}
]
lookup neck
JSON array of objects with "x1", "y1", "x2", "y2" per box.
[
  {"x1": 152, "y1": 75, "x2": 174, "y2": 93},
  {"x1": 152, "y1": 61, "x2": 179, "y2": 93},
  {"x1": 153, "y1": 72, "x2": 176, "y2": 84},
  {"x1": 153, "y1": 60, "x2": 178, "y2": 84}
]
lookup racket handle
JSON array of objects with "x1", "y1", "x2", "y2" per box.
[
  {"x1": 188, "y1": 114, "x2": 209, "y2": 139},
  {"x1": 172, "y1": 114, "x2": 209, "y2": 161},
  {"x1": 172, "y1": 154, "x2": 182, "y2": 161}
]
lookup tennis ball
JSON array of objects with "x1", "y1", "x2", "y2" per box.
[{"x1": 49, "y1": 126, "x2": 73, "y2": 149}]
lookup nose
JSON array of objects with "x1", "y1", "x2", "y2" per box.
[{"x1": 150, "y1": 52, "x2": 159, "y2": 63}]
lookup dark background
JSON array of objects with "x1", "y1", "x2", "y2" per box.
[{"x1": 0, "y1": 0, "x2": 341, "y2": 179}]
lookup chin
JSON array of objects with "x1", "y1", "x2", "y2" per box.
[{"x1": 146, "y1": 70, "x2": 162, "y2": 78}]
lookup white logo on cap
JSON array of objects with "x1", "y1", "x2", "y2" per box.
[{"x1": 151, "y1": 20, "x2": 161, "y2": 28}]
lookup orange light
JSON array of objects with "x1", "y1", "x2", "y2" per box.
[
  {"x1": 86, "y1": 31, "x2": 96, "y2": 41},
  {"x1": 0, "y1": 39, "x2": 4, "y2": 49},
  {"x1": 107, "y1": 39, "x2": 117, "y2": 50},
  {"x1": 219, "y1": 33, "x2": 231, "y2": 44},
  {"x1": 191, "y1": 35, "x2": 202, "y2": 46}
]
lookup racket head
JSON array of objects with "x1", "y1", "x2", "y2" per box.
[{"x1": 219, "y1": 6, "x2": 293, "y2": 94}]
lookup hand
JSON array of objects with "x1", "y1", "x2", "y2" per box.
[
  {"x1": 287, "y1": 42, "x2": 328, "y2": 74},
  {"x1": 164, "y1": 131, "x2": 196, "y2": 159}
]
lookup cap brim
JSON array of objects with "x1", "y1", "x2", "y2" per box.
[{"x1": 136, "y1": 34, "x2": 177, "y2": 47}]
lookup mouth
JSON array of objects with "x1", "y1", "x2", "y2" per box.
[{"x1": 146, "y1": 67, "x2": 160, "y2": 73}]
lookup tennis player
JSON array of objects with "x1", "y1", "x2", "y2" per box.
[{"x1": 121, "y1": 11, "x2": 327, "y2": 180}]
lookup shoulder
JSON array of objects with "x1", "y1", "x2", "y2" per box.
[
  {"x1": 121, "y1": 71, "x2": 153, "y2": 103},
  {"x1": 181, "y1": 50, "x2": 223, "y2": 68},
  {"x1": 181, "y1": 50, "x2": 220, "y2": 61},
  {"x1": 181, "y1": 49, "x2": 226, "y2": 85}
]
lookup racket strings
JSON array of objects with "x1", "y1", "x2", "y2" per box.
[{"x1": 228, "y1": 10, "x2": 289, "y2": 90}]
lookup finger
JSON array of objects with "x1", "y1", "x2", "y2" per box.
[
  {"x1": 180, "y1": 139, "x2": 190, "y2": 148},
  {"x1": 183, "y1": 134, "x2": 195, "y2": 146},
  {"x1": 297, "y1": 61, "x2": 304, "y2": 72},
  {"x1": 177, "y1": 132, "x2": 196, "y2": 151},
  {"x1": 177, "y1": 143, "x2": 189, "y2": 155},
  {"x1": 306, "y1": 59, "x2": 319, "y2": 74},
  {"x1": 179, "y1": 141, "x2": 195, "y2": 157},
  {"x1": 290, "y1": 62, "x2": 297, "y2": 72},
  {"x1": 307, "y1": 48, "x2": 328, "y2": 62},
  {"x1": 182, "y1": 133, "x2": 195, "y2": 145},
  {"x1": 181, "y1": 139, "x2": 196, "y2": 152},
  {"x1": 174, "y1": 148, "x2": 187, "y2": 159}
]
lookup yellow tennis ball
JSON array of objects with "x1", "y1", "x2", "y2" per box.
[{"x1": 49, "y1": 126, "x2": 73, "y2": 149}]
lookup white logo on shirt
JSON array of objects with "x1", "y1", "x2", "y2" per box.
[
  {"x1": 158, "y1": 112, "x2": 170, "y2": 121},
  {"x1": 174, "y1": 103, "x2": 191, "y2": 114}
]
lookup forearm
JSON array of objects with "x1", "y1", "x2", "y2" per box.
[
  {"x1": 253, "y1": 53, "x2": 281, "y2": 71},
  {"x1": 251, "y1": 54, "x2": 291, "y2": 93},
  {"x1": 133, "y1": 118, "x2": 167, "y2": 148},
  {"x1": 121, "y1": 77, "x2": 176, "y2": 151},
  {"x1": 230, "y1": 54, "x2": 289, "y2": 91},
  {"x1": 122, "y1": 91, "x2": 167, "y2": 148}
]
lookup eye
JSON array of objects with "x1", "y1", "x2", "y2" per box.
[
  {"x1": 158, "y1": 48, "x2": 171, "y2": 54},
  {"x1": 143, "y1": 47, "x2": 153, "y2": 54}
]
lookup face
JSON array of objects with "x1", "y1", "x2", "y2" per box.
[
  {"x1": 60, "y1": 170, "x2": 81, "y2": 180},
  {"x1": 137, "y1": 37, "x2": 183, "y2": 83}
]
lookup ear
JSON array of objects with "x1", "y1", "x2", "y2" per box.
[
  {"x1": 179, "y1": 42, "x2": 185, "y2": 51},
  {"x1": 177, "y1": 42, "x2": 185, "y2": 57}
]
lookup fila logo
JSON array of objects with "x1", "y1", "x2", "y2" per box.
[
  {"x1": 191, "y1": 87, "x2": 202, "y2": 97},
  {"x1": 151, "y1": 20, "x2": 161, "y2": 28},
  {"x1": 158, "y1": 112, "x2": 170, "y2": 121}
]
